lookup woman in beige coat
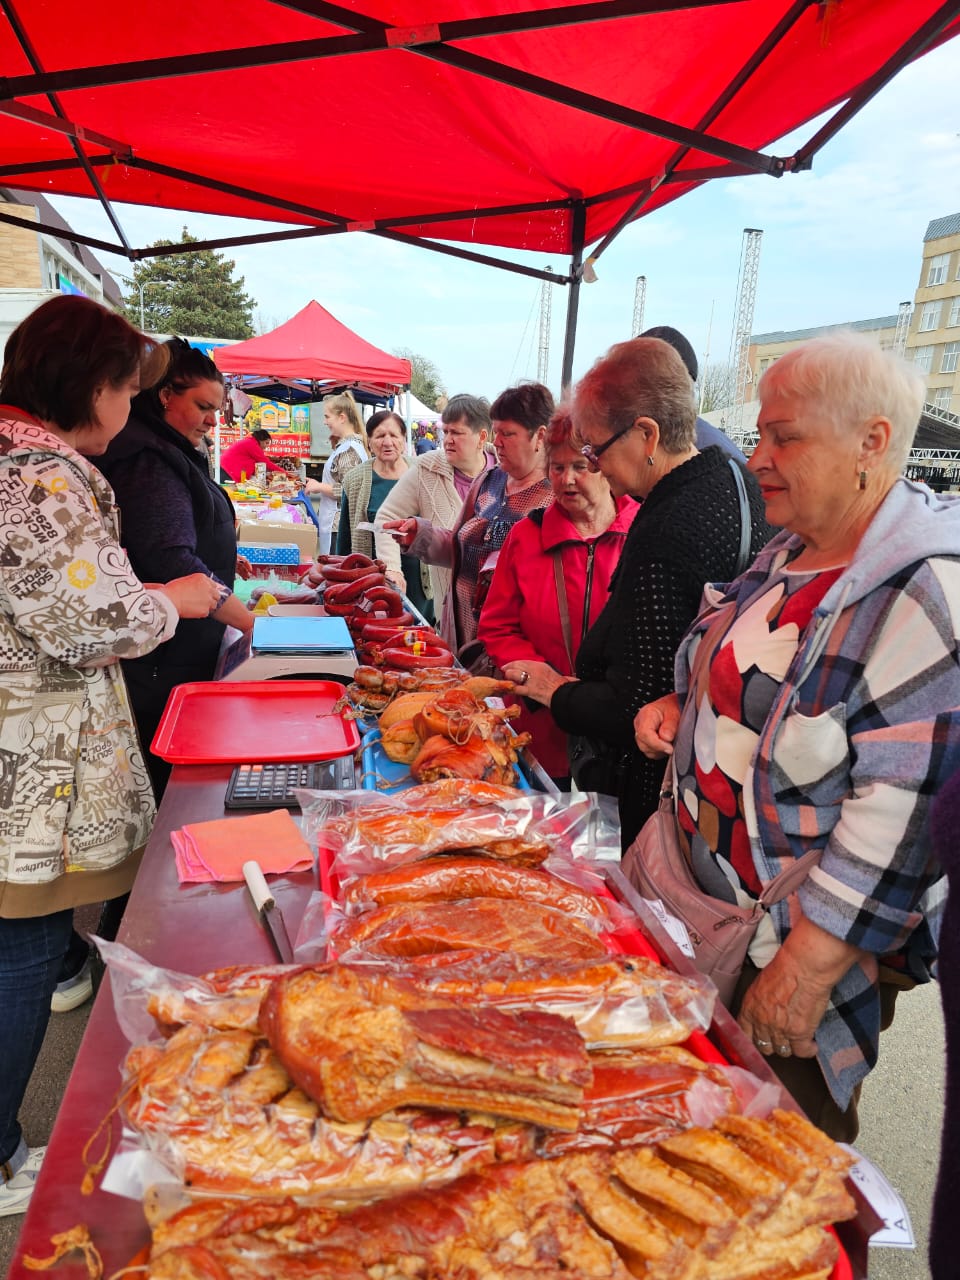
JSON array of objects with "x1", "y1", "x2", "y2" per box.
[{"x1": 374, "y1": 394, "x2": 493, "y2": 614}]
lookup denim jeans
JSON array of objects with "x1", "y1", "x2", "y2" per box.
[{"x1": 0, "y1": 910, "x2": 74, "y2": 1165}]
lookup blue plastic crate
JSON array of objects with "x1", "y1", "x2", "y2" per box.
[{"x1": 360, "y1": 727, "x2": 531, "y2": 794}]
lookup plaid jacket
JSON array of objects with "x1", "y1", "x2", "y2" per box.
[{"x1": 675, "y1": 478, "x2": 960, "y2": 1108}]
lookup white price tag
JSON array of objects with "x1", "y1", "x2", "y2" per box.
[
  {"x1": 841, "y1": 1146, "x2": 915, "y2": 1249},
  {"x1": 641, "y1": 896, "x2": 696, "y2": 958}
]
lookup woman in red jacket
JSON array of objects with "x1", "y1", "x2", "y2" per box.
[
  {"x1": 478, "y1": 409, "x2": 637, "y2": 785},
  {"x1": 219, "y1": 428, "x2": 285, "y2": 483}
]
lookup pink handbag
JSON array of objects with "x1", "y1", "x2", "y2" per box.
[{"x1": 621, "y1": 762, "x2": 821, "y2": 1006}]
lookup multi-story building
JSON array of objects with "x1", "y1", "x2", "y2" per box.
[
  {"x1": 0, "y1": 187, "x2": 122, "y2": 347},
  {"x1": 743, "y1": 212, "x2": 960, "y2": 418},
  {"x1": 904, "y1": 212, "x2": 960, "y2": 416},
  {"x1": 745, "y1": 315, "x2": 898, "y2": 402}
]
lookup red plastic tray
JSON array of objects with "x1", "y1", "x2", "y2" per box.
[{"x1": 151, "y1": 680, "x2": 360, "y2": 764}]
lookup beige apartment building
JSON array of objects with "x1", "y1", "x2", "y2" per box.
[
  {"x1": 903, "y1": 212, "x2": 960, "y2": 415},
  {"x1": 745, "y1": 212, "x2": 960, "y2": 418},
  {"x1": 746, "y1": 315, "x2": 898, "y2": 402},
  {"x1": 0, "y1": 188, "x2": 122, "y2": 348}
]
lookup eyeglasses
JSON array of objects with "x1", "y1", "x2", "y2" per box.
[{"x1": 580, "y1": 422, "x2": 635, "y2": 469}]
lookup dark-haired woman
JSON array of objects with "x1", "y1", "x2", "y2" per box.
[
  {"x1": 337, "y1": 410, "x2": 433, "y2": 621},
  {"x1": 386, "y1": 382, "x2": 554, "y2": 654},
  {"x1": 219, "y1": 427, "x2": 284, "y2": 484},
  {"x1": 99, "y1": 339, "x2": 252, "y2": 798},
  {"x1": 0, "y1": 297, "x2": 221, "y2": 1217}
]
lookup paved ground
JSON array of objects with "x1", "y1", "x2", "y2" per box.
[
  {"x1": 856, "y1": 980, "x2": 946, "y2": 1278},
  {"x1": 1, "y1": 904, "x2": 99, "y2": 1280},
  {"x1": 0, "y1": 950, "x2": 946, "y2": 1278}
]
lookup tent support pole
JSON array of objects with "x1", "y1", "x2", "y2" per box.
[
  {"x1": 375, "y1": 229, "x2": 570, "y2": 284},
  {"x1": 585, "y1": 0, "x2": 812, "y2": 267},
  {"x1": 0, "y1": 0, "x2": 134, "y2": 251},
  {"x1": 560, "y1": 203, "x2": 586, "y2": 392}
]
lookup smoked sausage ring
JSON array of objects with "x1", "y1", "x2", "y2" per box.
[
  {"x1": 321, "y1": 558, "x2": 387, "y2": 582},
  {"x1": 322, "y1": 572, "x2": 387, "y2": 603},
  {"x1": 360, "y1": 585, "x2": 406, "y2": 617},
  {"x1": 374, "y1": 642, "x2": 456, "y2": 669}
]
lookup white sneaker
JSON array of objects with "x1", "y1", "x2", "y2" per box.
[
  {"x1": 0, "y1": 1146, "x2": 45, "y2": 1218},
  {"x1": 51, "y1": 955, "x2": 94, "y2": 1013}
]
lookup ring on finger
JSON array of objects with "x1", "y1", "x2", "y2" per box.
[
  {"x1": 775, "y1": 1043, "x2": 791, "y2": 1057},
  {"x1": 754, "y1": 1038, "x2": 772, "y2": 1051}
]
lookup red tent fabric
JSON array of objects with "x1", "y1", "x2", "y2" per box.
[
  {"x1": 214, "y1": 301, "x2": 411, "y2": 389},
  {"x1": 0, "y1": 0, "x2": 957, "y2": 259}
]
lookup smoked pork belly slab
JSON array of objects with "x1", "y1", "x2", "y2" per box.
[
  {"x1": 260, "y1": 963, "x2": 592, "y2": 1129},
  {"x1": 145, "y1": 951, "x2": 714, "y2": 1050}
]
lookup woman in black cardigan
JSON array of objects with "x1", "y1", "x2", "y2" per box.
[
  {"x1": 503, "y1": 337, "x2": 773, "y2": 849},
  {"x1": 99, "y1": 340, "x2": 251, "y2": 798}
]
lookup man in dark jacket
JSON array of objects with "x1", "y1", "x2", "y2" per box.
[{"x1": 641, "y1": 325, "x2": 747, "y2": 464}]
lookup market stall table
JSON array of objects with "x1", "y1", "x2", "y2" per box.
[
  {"x1": 11, "y1": 764, "x2": 316, "y2": 1276},
  {"x1": 10, "y1": 764, "x2": 876, "y2": 1277}
]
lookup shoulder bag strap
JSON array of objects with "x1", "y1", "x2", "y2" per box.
[
  {"x1": 758, "y1": 846, "x2": 823, "y2": 906},
  {"x1": 551, "y1": 551, "x2": 576, "y2": 671},
  {"x1": 728, "y1": 457, "x2": 751, "y2": 577}
]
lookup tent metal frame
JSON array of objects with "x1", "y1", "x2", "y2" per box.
[{"x1": 1, "y1": 0, "x2": 959, "y2": 384}]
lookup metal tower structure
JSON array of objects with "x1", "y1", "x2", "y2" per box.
[
  {"x1": 631, "y1": 276, "x2": 647, "y2": 337},
  {"x1": 894, "y1": 300, "x2": 912, "y2": 355},
  {"x1": 537, "y1": 271, "x2": 553, "y2": 384},
  {"x1": 728, "y1": 228, "x2": 763, "y2": 433}
]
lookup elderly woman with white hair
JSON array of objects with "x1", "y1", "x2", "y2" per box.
[{"x1": 634, "y1": 331, "x2": 960, "y2": 1141}]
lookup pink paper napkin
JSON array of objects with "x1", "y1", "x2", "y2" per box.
[{"x1": 172, "y1": 809, "x2": 314, "y2": 883}]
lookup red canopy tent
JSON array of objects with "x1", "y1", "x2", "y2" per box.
[
  {"x1": 0, "y1": 0, "x2": 958, "y2": 378},
  {"x1": 214, "y1": 300, "x2": 412, "y2": 390}
]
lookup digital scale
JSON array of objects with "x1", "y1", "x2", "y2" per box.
[{"x1": 215, "y1": 613, "x2": 358, "y2": 683}]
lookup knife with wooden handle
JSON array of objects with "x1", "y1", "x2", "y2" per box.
[{"x1": 243, "y1": 860, "x2": 295, "y2": 963}]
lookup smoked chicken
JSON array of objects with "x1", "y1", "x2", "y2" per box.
[
  {"x1": 412, "y1": 687, "x2": 518, "y2": 740},
  {"x1": 409, "y1": 730, "x2": 532, "y2": 785}
]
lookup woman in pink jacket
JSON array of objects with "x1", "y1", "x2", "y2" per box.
[{"x1": 478, "y1": 410, "x2": 637, "y2": 784}]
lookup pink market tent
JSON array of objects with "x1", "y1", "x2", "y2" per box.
[
  {"x1": 214, "y1": 300, "x2": 411, "y2": 391},
  {"x1": 1, "y1": 0, "x2": 958, "y2": 378}
]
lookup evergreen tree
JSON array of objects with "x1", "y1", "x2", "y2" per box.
[{"x1": 123, "y1": 228, "x2": 256, "y2": 338}]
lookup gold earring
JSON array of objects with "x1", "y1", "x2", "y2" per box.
[{"x1": 858, "y1": 470, "x2": 867, "y2": 491}]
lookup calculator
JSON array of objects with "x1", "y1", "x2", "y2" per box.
[{"x1": 225, "y1": 757, "x2": 355, "y2": 808}]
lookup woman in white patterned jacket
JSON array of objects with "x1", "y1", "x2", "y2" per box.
[{"x1": 0, "y1": 296, "x2": 220, "y2": 1219}]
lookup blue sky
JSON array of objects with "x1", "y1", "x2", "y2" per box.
[{"x1": 52, "y1": 36, "x2": 960, "y2": 401}]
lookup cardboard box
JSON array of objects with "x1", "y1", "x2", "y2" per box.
[{"x1": 237, "y1": 519, "x2": 317, "y2": 560}]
